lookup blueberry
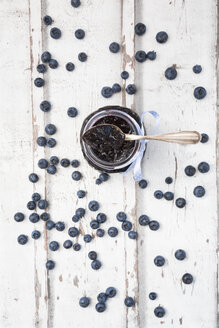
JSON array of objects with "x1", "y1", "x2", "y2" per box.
[
  {"x1": 34, "y1": 77, "x2": 44, "y2": 87},
  {"x1": 193, "y1": 65, "x2": 202, "y2": 74},
  {"x1": 32, "y1": 193, "x2": 41, "y2": 202},
  {"x1": 175, "y1": 198, "x2": 186, "y2": 208},
  {"x1": 124, "y1": 297, "x2": 135, "y2": 307},
  {"x1": 147, "y1": 51, "x2": 156, "y2": 60},
  {"x1": 154, "y1": 306, "x2": 165, "y2": 318},
  {"x1": 37, "y1": 64, "x2": 47, "y2": 73},
  {"x1": 38, "y1": 158, "x2": 49, "y2": 169},
  {"x1": 68, "y1": 227, "x2": 79, "y2": 237},
  {"x1": 138, "y1": 179, "x2": 147, "y2": 189},
  {"x1": 72, "y1": 214, "x2": 80, "y2": 222},
  {"x1": 40, "y1": 212, "x2": 50, "y2": 221},
  {"x1": 71, "y1": 0, "x2": 81, "y2": 8},
  {"x1": 71, "y1": 159, "x2": 80, "y2": 167},
  {"x1": 45, "y1": 124, "x2": 56, "y2": 136},
  {"x1": 126, "y1": 84, "x2": 137, "y2": 95},
  {"x1": 121, "y1": 71, "x2": 129, "y2": 79},
  {"x1": 72, "y1": 171, "x2": 82, "y2": 181},
  {"x1": 156, "y1": 31, "x2": 168, "y2": 43},
  {"x1": 63, "y1": 240, "x2": 73, "y2": 249},
  {"x1": 40, "y1": 100, "x2": 51, "y2": 112},
  {"x1": 41, "y1": 51, "x2": 51, "y2": 63},
  {"x1": 66, "y1": 62, "x2": 75, "y2": 71},
  {"x1": 128, "y1": 231, "x2": 138, "y2": 239},
  {"x1": 46, "y1": 260, "x2": 55, "y2": 270},
  {"x1": 46, "y1": 220, "x2": 55, "y2": 230},
  {"x1": 95, "y1": 303, "x2": 106, "y2": 313},
  {"x1": 55, "y1": 221, "x2": 65, "y2": 231},
  {"x1": 135, "y1": 22, "x2": 146, "y2": 36},
  {"x1": 76, "y1": 208, "x2": 85, "y2": 218},
  {"x1": 164, "y1": 192, "x2": 174, "y2": 201},
  {"x1": 90, "y1": 220, "x2": 99, "y2": 229},
  {"x1": 29, "y1": 213, "x2": 40, "y2": 223},
  {"x1": 43, "y1": 15, "x2": 52, "y2": 25},
  {"x1": 50, "y1": 156, "x2": 59, "y2": 165},
  {"x1": 88, "y1": 251, "x2": 97, "y2": 260},
  {"x1": 47, "y1": 138, "x2": 56, "y2": 148},
  {"x1": 77, "y1": 190, "x2": 86, "y2": 198},
  {"x1": 17, "y1": 234, "x2": 28, "y2": 245},
  {"x1": 96, "y1": 213, "x2": 107, "y2": 223},
  {"x1": 88, "y1": 200, "x2": 99, "y2": 212},
  {"x1": 175, "y1": 249, "x2": 186, "y2": 261},
  {"x1": 135, "y1": 50, "x2": 147, "y2": 63},
  {"x1": 49, "y1": 59, "x2": 58, "y2": 69},
  {"x1": 184, "y1": 165, "x2": 196, "y2": 176},
  {"x1": 96, "y1": 178, "x2": 102, "y2": 185},
  {"x1": 97, "y1": 293, "x2": 107, "y2": 303},
  {"x1": 122, "y1": 220, "x2": 132, "y2": 231},
  {"x1": 193, "y1": 186, "x2": 205, "y2": 198},
  {"x1": 49, "y1": 241, "x2": 59, "y2": 251},
  {"x1": 60, "y1": 158, "x2": 70, "y2": 167},
  {"x1": 31, "y1": 230, "x2": 41, "y2": 239},
  {"x1": 116, "y1": 211, "x2": 127, "y2": 222},
  {"x1": 37, "y1": 136, "x2": 47, "y2": 146},
  {"x1": 154, "y1": 256, "x2": 165, "y2": 267},
  {"x1": 165, "y1": 177, "x2": 173, "y2": 184},
  {"x1": 96, "y1": 228, "x2": 105, "y2": 237},
  {"x1": 112, "y1": 83, "x2": 121, "y2": 93},
  {"x1": 99, "y1": 173, "x2": 110, "y2": 182},
  {"x1": 154, "y1": 190, "x2": 163, "y2": 199},
  {"x1": 14, "y1": 212, "x2": 25, "y2": 222},
  {"x1": 165, "y1": 67, "x2": 177, "y2": 80},
  {"x1": 47, "y1": 165, "x2": 56, "y2": 175},
  {"x1": 108, "y1": 227, "x2": 118, "y2": 237},
  {"x1": 27, "y1": 201, "x2": 36, "y2": 210},
  {"x1": 73, "y1": 243, "x2": 81, "y2": 251},
  {"x1": 50, "y1": 27, "x2": 61, "y2": 39},
  {"x1": 38, "y1": 200, "x2": 48, "y2": 210},
  {"x1": 138, "y1": 215, "x2": 150, "y2": 226},
  {"x1": 182, "y1": 273, "x2": 193, "y2": 284},
  {"x1": 84, "y1": 234, "x2": 92, "y2": 243},
  {"x1": 75, "y1": 29, "x2": 85, "y2": 39},
  {"x1": 109, "y1": 42, "x2": 120, "y2": 53},
  {"x1": 194, "y1": 86, "x2": 206, "y2": 99},
  {"x1": 29, "y1": 173, "x2": 39, "y2": 183},
  {"x1": 78, "y1": 52, "x2": 87, "y2": 62},
  {"x1": 101, "y1": 86, "x2": 113, "y2": 98},
  {"x1": 149, "y1": 292, "x2": 157, "y2": 300},
  {"x1": 67, "y1": 107, "x2": 78, "y2": 117},
  {"x1": 105, "y1": 287, "x2": 117, "y2": 298},
  {"x1": 79, "y1": 297, "x2": 90, "y2": 308},
  {"x1": 91, "y1": 260, "x2": 101, "y2": 270},
  {"x1": 198, "y1": 161, "x2": 210, "y2": 173},
  {"x1": 200, "y1": 133, "x2": 209, "y2": 143},
  {"x1": 149, "y1": 220, "x2": 160, "y2": 231}
]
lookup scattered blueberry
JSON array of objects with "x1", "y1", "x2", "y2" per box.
[
  {"x1": 32, "y1": 193, "x2": 41, "y2": 202},
  {"x1": 73, "y1": 243, "x2": 81, "y2": 251},
  {"x1": 60, "y1": 158, "x2": 70, "y2": 167},
  {"x1": 29, "y1": 173, "x2": 39, "y2": 183},
  {"x1": 95, "y1": 302, "x2": 106, "y2": 313},
  {"x1": 37, "y1": 64, "x2": 46, "y2": 73},
  {"x1": 71, "y1": 159, "x2": 80, "y2": 167},
  {"x1": 112, "y1": 83, "x2": 121, "y2": 93},
  {"x1": 175, "y1": 249, "x2": 186, "y2": 261},
  {"x1": 96, "y1": 213, "x2": 107, "y2": 224},
  {"x1": 126, "y1": 84, "x2": 137, "y2": 95},
  {"x1": 77, "y1": 190, "x2": 86, "y2": 198},
  {"x1": 79, "y1": 297, "x2": 90, "y2": 308},
  {"x1": 78, "y1": 52, "x2": 87, "y2": 62},
  {"x1": 43, "y1": 15, "x2": 52, "y2": 25},
  {"x1": 149, "y1": 220, "x2": 160, "y2": 231},
  {"x1": 182, "y1": 273, "x2": 193, "y2": 284},
  {"x1": 14, "y1": 212, "x2": 25, "y2": 222},
  {"x1": 49, "y1": 241, "x2": 59, "y2": 251},
  {"x1": 154, "y1": 306, "x2": 165, "y2": 318},
  {"x1": 138, "y1": 215, "x2": 150, "y2": 226},
  {"x1": 90, "y1": 220, "x2": 100, "y2": 229},
  {"x1": 165, "y1": 67, "x2": 177, "y2": 80},
  {"x1": 105, "y1": 287, "x2": 117, "y2": 298},
  {"x1": 193, "y1": 65, "x2": 202, "y2": 74},
  {"x1": 165, "y1": 177, "x2": 173, "y2": 184},
  {"x1": 40, "y1": 100, "x2": 51, "y2": 112},
  {"x1": 84, "y1": 234, "x2": 92, "y2": 243},
  {"x1": 198, "y1": 161, "x2": 210, "y2": 173},
  {"x1": 88, "y1": 251, "x2": 97, "y2": 260},
  {"x1": 121, "y1": 71, "x2": 129, "y2": 80},
  {"x1": 50, "y1": 27, "x2": 61, "y2": 39},
  {"x1": 41, "y1": 51, "x2": 51, "y2": 63},
  {"x1": 37, "y1": 136, "x2": 47, "y2": 146},
  {"x1": 38, "y1": 158, "x2": 49, "y2": 169},
  {"x1": 31, "y1": 230, "x2": 41, "y2": 240},
  {"x1": 76, "y1": 208, "x2": 85, "y2": 218},
  {"x1": 66, "y1": 62, "x2": 75, "y2": 71},
  {"x1": 147, "y1": 51, "x2": 156, "y2": 60},
  {"x1": 200, "y1": 133, "x2": 209, "y2": 143},
  {"x1": 49, "y1": 59, "x2": 58, "y2": 69},
  {"x1": 122, "y1": 220, "x2": 132, "y2": 231},
  {"x1": 149, "y1": 292, "x2": 157, "y2": 300},
  {"x1": 193, "y1": 186, "x2": 205, "y2": 198},
  {"x1": 96, "y1": 228, "x2": 105, "y2": 237},
  {"x1": 45, "y1": 124, "x2": 56, "y2": 136},
  {"x1": 124, "y1": 297, "x2": 135, "y2": 307},
  {"x1": 67, "y1": 107, "x2": 78, "y2": 118},
  {"x1": 29, "y1": 213, "x2": 40, "y2": 223},
  {"x1": 47, "y1": 138, "x2": 56, "y2": 148},
  {"x1": 138, "y1": 179, "x2": 147, "y2": 189},
  {"x1": 184, "y1": 165, "x2": 196, "y2": 177},
  {"x1": 27, "y1": 201, "x2": 36, "y2": 210},
  {"x1": 96, "y1": 178, "x2": 102, "y2": 185},
  {"x1": 156, "y1": 31, "x2": 168, "y2": 43},
  {"x1": 71, "y1": 0, "x2": 81, "y2": 8},
  {"x1": 128, "y1": 231, "x2": 138, "y2": 239},
  {"x1": 72, "y1": 171, "x2": 82, "y2": 181},
  {"x1": 91, "y1": 260, "x2": 102, "y2": 270},
  {"x1": 135, "y1": 50, "x2": 147, "y2": 63},
  {"x1": 47, "y1": 164, "x2": 57, "y2": 175},
  {"x1": 154, "y1": 256, "x2": 165, "y2": 267},
  {"x1": 97, "y1": 293, "x2": 107, "y2": 303},
  {"x1": 46, "y1": 260, "x2": 55, "y2": 270},
  {"x1": 116, "y1": 211, "x2": 127, "y2": 222},
  {"x1": 46, "y1": 220, "x2": 55, "y2": 230},
  {"x1": 101, "y1": 86, "x2": 113, "y2": 98},
  {"x1": 40, "y1": 212, "x2": 50, "y2": 221},
  {"x1": 108, "y1": 227, "x2": 118, "y2": 237},
  {"x1": 34, "y1": 77, "x2": 44, "y2": 87},
  {"x1": 17, "y1": 234, "x2": 28, "y2": 245},
  {"x1": 164, "y1": 192, "x2": 174, "y2": 201},
  {"x1": 175, "y1": 198, "x2": 186, "y2": 208},
  {"x1": 99, "y1": 173, "x2": 110, "y2": 182},
  {"x1": 194, "y1": 86, "x2": 206, "y2": 99},
  {"x1": 55, "y1": 221, "x2": 65, "y2": 231},
  {"x1": 154, "y1": 190, "x2": 163, "y2": 199},
  {"x1": 68, "y1": 227, "x2": 79, "y2": 237},
  {"x1": 63, "y1": 240, "x2": 73, "y2": 249},
  {"x1": 72, "y1": 214, "x2": 80, "y2": 222},
  {"x1": 38, "y1": 200, "x2": 48, "y2": 210},
  {"x1": 75, "y1": 29, "x2": 85, "y2": 39},
  {"x1": 109, "y1": 42, "x2": 120, "y2": 53},
  {"x1": 135, "y1": 23, "x2": 146, "y2": 36},
  {"x1": 88, "y1": 200, "x2": 99, "y2": 212}
]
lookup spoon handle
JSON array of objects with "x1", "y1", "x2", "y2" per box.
[{"x1": 125, "y1": 131, "x2": 201, "y2": 144}]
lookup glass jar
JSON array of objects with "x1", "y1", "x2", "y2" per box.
[{"x1": 80, "y1": 105, "x2": 145, "y2": 173}]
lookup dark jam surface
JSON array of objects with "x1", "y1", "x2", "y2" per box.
[{"x1": 89, "y1": 116, "x2": 135, "y2": 163}]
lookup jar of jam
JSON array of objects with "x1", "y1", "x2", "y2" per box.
[{"x1": 80, "y1": 106, "x2": 146, "y2": 173}]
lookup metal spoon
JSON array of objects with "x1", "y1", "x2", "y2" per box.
[{"x1": 82, "y1": 124, "x2": 200, "y2": 148}]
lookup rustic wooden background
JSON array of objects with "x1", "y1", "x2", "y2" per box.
[{"x1": 0, "y1": 0, "x2": 218, "y2": 327}]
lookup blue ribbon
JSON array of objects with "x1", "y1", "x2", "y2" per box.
[{"x1": 123, "y1": 111, "x2": 160, "y2": 181}]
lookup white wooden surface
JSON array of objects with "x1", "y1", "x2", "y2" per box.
[{"x1": 0, "y1": 0, "x2": 218, "y2": 327}]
